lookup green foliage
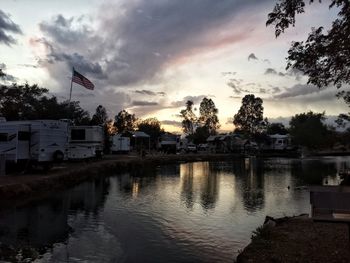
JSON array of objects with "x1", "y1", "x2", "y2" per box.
[
  {"x1": 289, "y1": 111, "x2": 333, "y2": 149},
  {"x1": 251, "y1": 225, "x2": 272, "y2": 242},
  {"x1": 114, "y1": 110, "x2": 137, "y2": 134},
  {"x1": 198, "y1": 97, "x2": 220, "y2": 135},
  {"x1": 233, "y1": 94, "x2": 267, "y2": 135},
  {"x1": 0, "y1": 83, "x2": 90, "y2": 124}
]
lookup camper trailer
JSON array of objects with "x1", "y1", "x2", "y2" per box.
[
  {"x1": 158, "y1": 133, "x2": 180, "y2": 154},
  {"x1": 0, "y1": 120, "x2": 68, "y2": 164},
  {"x1": 68, "y1": 126, "x2": 104, "y2": 159},
  {"x1": 111, "y1": 134, "x2": 130, "y2": 153}
]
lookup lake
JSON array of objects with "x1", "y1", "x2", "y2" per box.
[{"x1": 0, "y1": 156, "x2": 349, "y2": 262}]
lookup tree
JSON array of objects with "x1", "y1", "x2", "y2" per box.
[
  {"x1": 289, "y1": 111, "x2": 332, "y2": 149},
  {"x1": 191, "y1": 126, "x2": 210, "y2": 144},
  {"x1": 233, "y1": 94, "x2": 267, "y2": 135},
  {"x1": 114, "y1": 110, "x2": 137, "y2": 134},
  {"x1": 91, "y1": 105, "x2": 108, "y2": 126},
  {"x1": 267, "y1": 122, "x2": 288, "y2": 135},
  {"x1": 267, "y1": 1, "x2": 350, "y2": 120},
  {"x1": 180, "y1": 100, "x2": 197, "y2": 135},
  {"x1": 137, "y1": 117, "x2": 164, "y2": 149},
  {"x1": 0, "y1": 83, "x2": 90, "y2": 124},
  {"x1": 91, "y1": 105, "x2": 111, "y2": 153},
  {"x1": 198, "y1": 97, "x2": 220, "y2": 135}
]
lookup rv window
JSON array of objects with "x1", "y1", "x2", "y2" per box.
[
  {"x1": 18, "y1": 131, "x2": 31, "y2": 141},
  {"x1": 0, "y1": 133, "x2": 8, "y2": 142},
  {"x1": 71, "y1": 129, "x2": 85, "y2": 140}
]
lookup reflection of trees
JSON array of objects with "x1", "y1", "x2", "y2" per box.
[
  {"x1": 118, "y1": 165, "x2": 158, "y2": 198},
  {"x1": 0, "y1": 176, "x2": 111, "y2": 260},
  {"x1": 180, "y1": 162, "x2": 219, "y2": 210},
  {"x1": 291, "y1": 160, "x2": 337, "y2": 185},
  {"x1": 200, "y1": 164, "x2": 219, "y2": 210},
  {"x1": 233, "y1": 158, "x2": 265, "y2": 213}
]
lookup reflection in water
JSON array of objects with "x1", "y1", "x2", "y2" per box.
[
  {"x1": 180, "y1": 162, "x2": 219, "y2": 210},
  {"x1": 0, "y1": 157, "x2": 349, "y2": 262},
  {"x1": 0, "y1": 177, "x2": 110, "y2": 261}
]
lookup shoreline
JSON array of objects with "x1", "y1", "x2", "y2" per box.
[
  {"x1": 236, "y1": 215, "x2": 350, "y2": 263},
  {"x1": 0, "y1": 153, "x2": 239, "y2": 207},
  {"x1": 1, "y1": 152, "x2": 350, "y2": 207}
]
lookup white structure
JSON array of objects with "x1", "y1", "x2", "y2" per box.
[
  {"x1": 158, "y1": 133, "x2": 180, "y2": 153},
  {"x1": 269, "y1": 134, "x2": 291, "y2": 150},
  {"x1": 68, "y1": 126, "x2": 104, "y2": 159},
  {"x1": 111, "y1": 134, "x2": 130, "y2": 153},
  {"x1": 0, "y1": 120, "x2": 68, "y2": 163}
]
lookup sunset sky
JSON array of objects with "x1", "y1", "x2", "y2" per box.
[{"x1": 0, "y1": 0, "x2": 347, "y2": 132}]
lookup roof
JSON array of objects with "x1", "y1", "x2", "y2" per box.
[
  {"x1": 132, "y1": 131, "x2": 150, "y2": 138},
  {"x1": 269, "y1": 134, "x2": 289, "y2": 139}
]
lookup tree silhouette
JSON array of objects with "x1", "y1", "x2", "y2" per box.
[
  {"x1": 267, "y1": 1, "x2": 350, "y2": 89},
  {"x1": 91, "y1": 105, "x2": 108, "y2": 126},
  {"x1": 0, "y1": 83, "x2": 90, "y2": 124},
  {"x1": 137, "y1": 117, "x2": 164, "y2": 148},
  {"x1": 233, "y1": 94, "x2": 267, "y2": 135},
  {"x1": 199, "y1": 97, "x2": 220, "y2": 135},
  {"x1": 180, "y1": 100, "x2": 197, "y2": 135},
  {"x1": 289, "y1": 111, "x2": 332, "y2": 149},
  {"x1": 114, "y1": 110, "x2": 136, "y2": 134},
  {"x1": 267, "y1": 122, "x2": 288, "y2": 135}
]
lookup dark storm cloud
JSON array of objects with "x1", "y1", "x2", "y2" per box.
[
  {"x1": 39, "y1": 15, "x2": 91, "y2": 46},
  {"x1": 49, "y1": 51, "x2": 106, "y2": 79},
  {"x1": 36, "y1": 0, "x2": 271, "y2": 88},
  {"x1": 274, "y1": 83, "x2": 325, "y2": 99},
  {"x1": 0, "y1": 9, "x2": 22, "y2": 46},
  {"x1": 248, "y1": 53, "x2": 258, "y2": 61},
  {"x1": 132, "y1": 100, "x2": 159, "y2": 106}
]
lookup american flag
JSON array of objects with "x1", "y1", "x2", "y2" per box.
[{"x1": 72, "y1": 69, "x2": 94, "y2": 90}]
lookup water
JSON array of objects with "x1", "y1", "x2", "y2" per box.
[{"x1": 0, "y1": 156, "x2": 349, "y2": 262}]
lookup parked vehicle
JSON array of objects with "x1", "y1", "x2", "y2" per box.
[
  {"x1": 0, "y1": 120, "x2": 68, "y2": 165},
  {"x1": 186, "y1": 143, "x2": 197, "y2": 153},
  {"x1": 111, "y1": 134, "x2": 130, "y2": 153},
  {"x1": 68, "y1": 126, "x2": 104, "y2": 159}
]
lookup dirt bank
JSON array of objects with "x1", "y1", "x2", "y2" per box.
[
  {"x1": 0, "y1": 153, "x2": 237, "y2": 206},
  {"x1": 236, "y1": 216, "x2": 350, "y2": 263}
]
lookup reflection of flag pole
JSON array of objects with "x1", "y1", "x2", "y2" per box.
[{"x1": 69, "y1": 67, "x2": 74, "y2": 104}]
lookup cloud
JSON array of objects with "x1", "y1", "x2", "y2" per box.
[
  {"x1": 134, "y1": 89, "x2": 165, "y2": 96},
  {"x1": 227, "y1": 78, "x2": 250, "y2": 94},
  {"x1": 222, "y1": 71, "x2": 236, "y2": 76},
  {"x1": 248, "y1": 53, "x2": 258, "y2": 61},
  {"x1": 0, "y1": 9, "x2": 22, "y2": 46},
  {"x1": 0, "y1": 63, "x2": 17, "y2": 82},
  {"x1": 262, "y1": 59, "x2": 270, "y2": 64},
  {"x1": 274, "y1": 83, "x2": 325, "y2": 99},
  {"x1": 132, "y1": 100, "x2": 158, "y2": 106},
  {"x1": 171, "y1": 95, "x2": 208, "y2": 107},
  {"x1": 264, "y1": 68, "x2": 277, "y2": 75},
  {"x1": 161, "y1": 120, "x2": 182, "y2": 127},
  {"x1": 33, "y1": 0, "x2": 271, "y2": 88}
]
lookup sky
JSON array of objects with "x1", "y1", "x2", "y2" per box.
[{"x1": 0, "y1": 0, "x2": 348, "y2": 132}]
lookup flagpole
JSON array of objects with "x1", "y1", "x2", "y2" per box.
[{"x1": 69, "y1": 68, "x2": 74, "y2": 104}]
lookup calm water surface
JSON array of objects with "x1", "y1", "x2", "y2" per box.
[{"x1": 0, "y1": 156, "x2": 349, "y2": 262}]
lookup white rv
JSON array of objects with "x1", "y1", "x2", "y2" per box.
[
  {"x1": 111, "y1": 134, "x2": 130, "y2": 153},
  {"x1": 0, "y1": 120, "x2": 68, "y2": 164},
  {"x1": 68, "y1": 126, "x2": 104, "y2": 159}
]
